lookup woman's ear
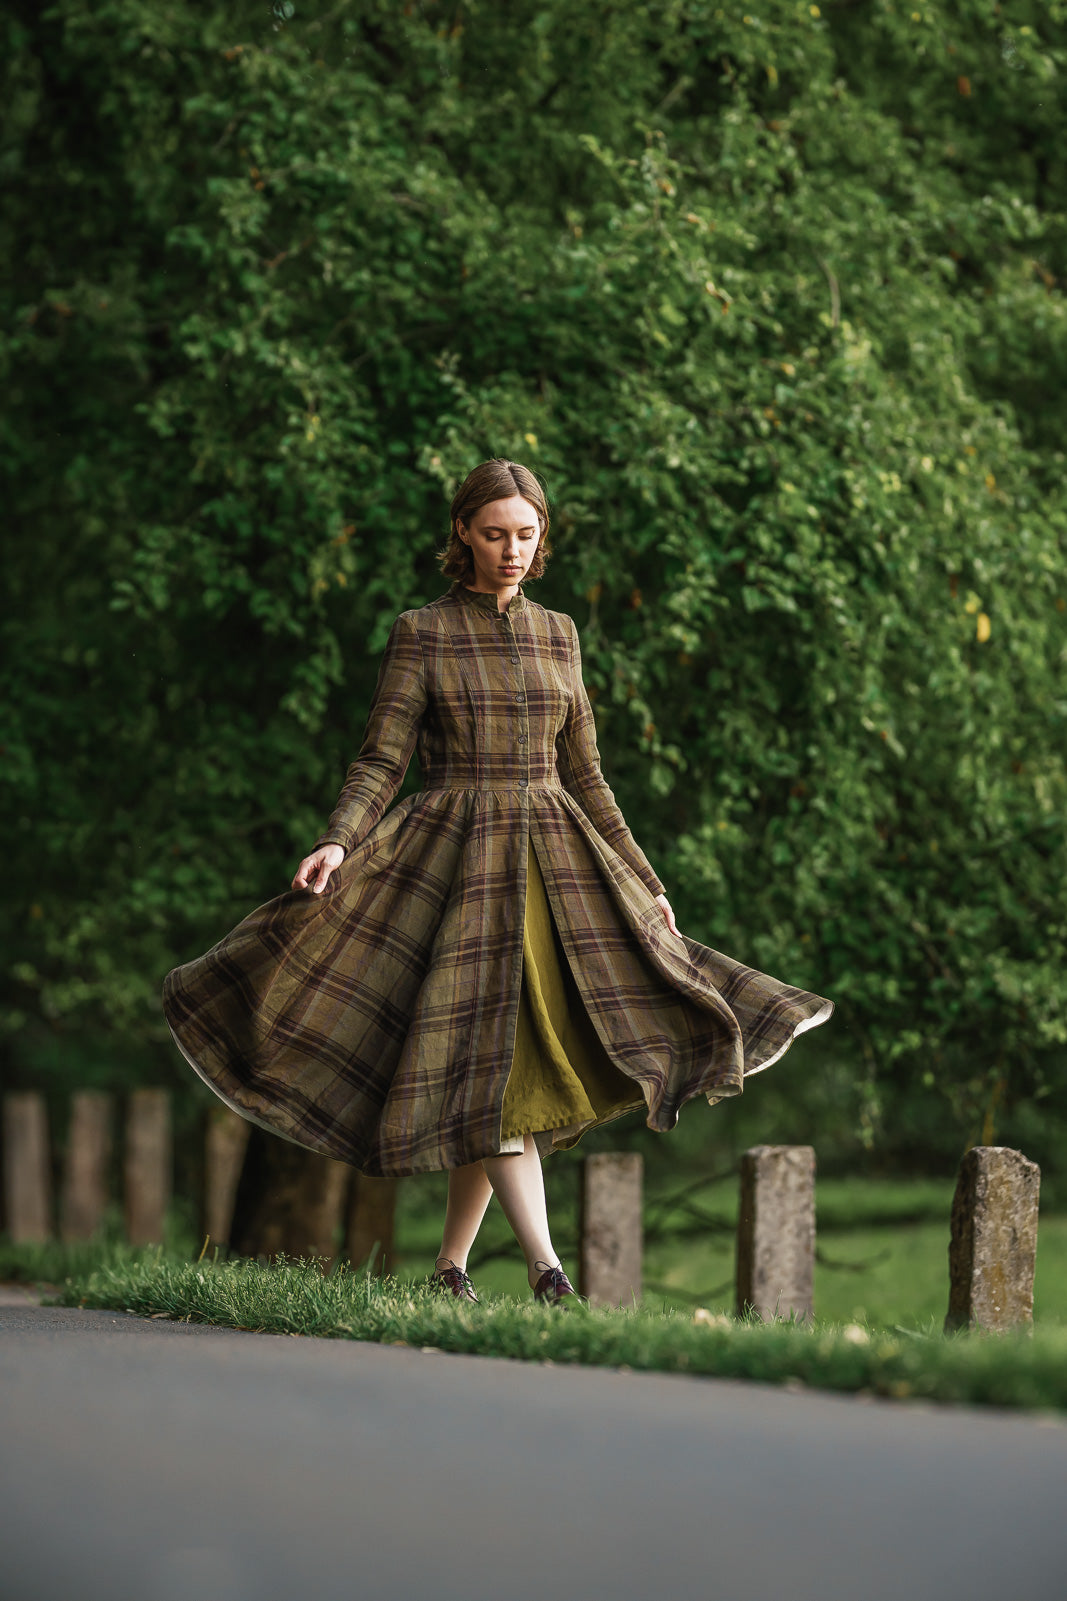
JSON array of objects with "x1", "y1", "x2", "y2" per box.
[{"x1": 457, "y1": 519, "x2": 469, "y2": 544}]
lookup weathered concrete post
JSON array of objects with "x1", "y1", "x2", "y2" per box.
[
  {"x1": 2, "y1": 1092, "x2": 52, "y2": 1242},
  {"x1": 736, "y1": 1145, "x2": 815, "y2": 1322},
  {"x1": 945, "y1": 1146, "x2": 1040, "y2": 1333},
  {"x1": 60, "y1": 1091, "x2": 112, "y2": 1241},
  {"x1": 203, "y1": 1107, "x2": 251, "y2": 1248},
  {"x1": 124, "y1": 1088, "x2": 172, "y2": 1246},
  {"x1": 345, "y1": 1175, "x2": 398, "y2": 1275},
  {"x1": 579, "y1": 1152, "x2": 643, "y2": 1307}
]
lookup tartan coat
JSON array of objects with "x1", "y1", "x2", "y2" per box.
[{"x1": 162, "y1": 580, "x2": 833, "y2": 1177}]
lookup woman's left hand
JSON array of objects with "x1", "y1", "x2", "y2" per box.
[{"x1": 655, "y1": 893, "x2": 683, "y2": 939}]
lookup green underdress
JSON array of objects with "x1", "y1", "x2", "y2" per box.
[{"x1": 498, "y1": 840, "x2": 646, "y2": 1152}]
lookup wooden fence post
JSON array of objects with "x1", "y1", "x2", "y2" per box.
[
  {"x1": 945, "y1": 1146, "x2": 1040, "y2": 1333},
  {"x1": 124, "y1": 1089, "x2": 172, "y2": 1246},
  {"x1": 736, "y1": 1145, "x2": 815, "y2": 1322},
  {"x1": 60, "y1": 1091, "x2": 112, "y2": 1241},
  {"x1": 2, "y1": 1092, "x2": 52, "y2": 1242},
  {"x1": 203, "y1": 1107, "x2": 251, "y2": 1248},
  {"x1": 344, "y1": 1174, "x2": 398, "y2": 1275},
  {"x1": 579, "y1": 1152, "x2": 643, "y2": 1307}
]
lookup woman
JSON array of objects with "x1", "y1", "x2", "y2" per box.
[{"x1": 163, "y1": 459, "x2": 833, "y2": 1306}]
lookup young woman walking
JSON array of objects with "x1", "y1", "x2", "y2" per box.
[{"x1": 163, "y1": 459, "x2": 833, "y2": 1305}]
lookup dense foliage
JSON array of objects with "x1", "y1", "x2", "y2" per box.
[{"x1": 3, "y1": 0, "x2": 1066, "y2": 1165}]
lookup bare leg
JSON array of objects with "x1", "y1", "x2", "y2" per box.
[
  {"x1": 482, "y1": 1133, "x2": 560, "y2": 1288},
  {"x1": 436, "y1": 1160, "x2": 494, "y2": 1272}
]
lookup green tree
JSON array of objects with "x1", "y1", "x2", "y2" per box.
[{"x1": 2, "y1": 0, "x2": 1066, "y2": 1168}]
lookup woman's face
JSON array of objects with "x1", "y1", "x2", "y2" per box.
[{"x1": 457, "y1": 495, "x2": 542, "y2": 593}]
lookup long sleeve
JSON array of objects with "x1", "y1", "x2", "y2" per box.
[
  {"x1": 555, "y1": 616, "x2": 665, "y2": 898},
  {"x1": 316, "y1": 612, "x2": 427, "y2": 855}
]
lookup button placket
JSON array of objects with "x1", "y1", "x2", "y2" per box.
[{"x1": 500, "y1": 610, "x2": 529, "y2": 787}]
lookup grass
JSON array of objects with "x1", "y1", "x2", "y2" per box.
[
  {"x1": 0, "y1": 1233, "x2": 140, "y2": 1288},
  {"x1": 7, "y1": 1243, "x2": 1064, "y2": 1415}
]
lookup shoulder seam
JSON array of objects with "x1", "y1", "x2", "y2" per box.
[
  {"x1": 531, "y1": 601, "x2": 576, "y2": 630},
  {"x1": 398, "y1": 609, "x2": 426, "y2": 674}
]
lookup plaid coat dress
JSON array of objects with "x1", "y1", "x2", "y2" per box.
[{"x1": 162, "y1": 581, "x2": 833, "y2": 1177}]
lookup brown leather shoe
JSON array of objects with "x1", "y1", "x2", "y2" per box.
[
  {"x1": 532, "y1": 1260, "x2": 580, "y2": 1307},
  {"x1": 429, "y1": 1258, "x2": 479, "y2": 1304}
]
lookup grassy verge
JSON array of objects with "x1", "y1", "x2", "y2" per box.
[
  {"x1": 0, "y1": 1234, "x2": 141, "y2": 1288},
  {"x1": 32, "y1": 1246, "x2": 1067, "y2": 1414}
]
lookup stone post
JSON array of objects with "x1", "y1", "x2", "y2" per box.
[
  {"x1": 345, "y1": 1174, "x2": 398, "y2": 1276},
  {"x1": 2, "y1": 1092, "x2": 52, "y2": 1242},
  {"x1": 60, "y1": 1091, "x2": 113, "y2": 1241},
  {"x1": 203, "y1": 1107, "x2": 251, "y2": 1249},
  {"x1": 945, "y1": 1146, "x2": 1040, "y2": 1333},
  {"x1": 735, "y1": 1144, "x2": 815, "y2": 1322},
  {"x1": 124, "y1": 1088, "x2": 172, "y2": 1246},
  {"x1": 579, "y1": 1152, "x2": 643, "y2": 1307}
]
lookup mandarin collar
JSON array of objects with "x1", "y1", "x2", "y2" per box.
[{"x1": 449, "y1": 580, "x2": 528, "y2": 617}]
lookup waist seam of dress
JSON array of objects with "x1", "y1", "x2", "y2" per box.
[{"x1": 414, "y1": 783, "x2": 567, "y2": 794}]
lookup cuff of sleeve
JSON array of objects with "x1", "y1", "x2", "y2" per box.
[{"x1": 314, "y1": 833, "x2": 349, "y2": 855}]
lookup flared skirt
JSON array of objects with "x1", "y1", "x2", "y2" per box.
[{"x1": 163, "y1": 783, "x2": 834, "y2": 1175}]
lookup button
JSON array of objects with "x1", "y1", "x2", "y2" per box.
[
  {"x1": 510, "y1": 655, "x2": 520, "y2": 665},
  {"x1": 518, "y1": 778, "x2": 529, "y2": 788},
  {"x1": 515, "y1": 693, "x2": 526, "y2": 703},
  {"x1": 517, "y1": 734, "x2": 528, "y2": 745}
]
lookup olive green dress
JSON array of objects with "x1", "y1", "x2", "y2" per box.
[{"x1": 499, "y1": 839, "x2": 645, "y2": 1155}]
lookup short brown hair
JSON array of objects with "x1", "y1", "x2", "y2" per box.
[{"x1": 439, "y1": 458, "x2": 551, "y2": 582}]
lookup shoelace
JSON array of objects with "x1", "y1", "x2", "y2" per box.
[
  {"x1": 432, "y1": 1258, "x2": 478, "y2": 1300},
  {"x1": 533, "y1": 1260, "x2": 575, "y2": 1301}
]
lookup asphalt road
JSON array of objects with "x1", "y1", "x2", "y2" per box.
[{"x1": 2, "y1": 1289, "x2": 1066, "y2": 1601}]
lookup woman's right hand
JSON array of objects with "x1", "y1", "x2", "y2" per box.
[{"x1": 292, "y1": 843, "x2": 345, "y2": 894}]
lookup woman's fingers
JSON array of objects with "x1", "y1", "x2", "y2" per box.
[
  {"x1": 655, "y1": 893, "x2": 683, "y2": 939},
  {"x1": 292, "y1": 844, "x2": 344, "y2": 893},
  {"x1": 292, "y1": 852, "x2": 325, "y2": 892}
]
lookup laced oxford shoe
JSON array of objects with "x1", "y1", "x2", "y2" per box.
[
  {"x1": 532, "y1": 1260, "x2": 581, "y2": 1307},
  {"x1": 429, "y1": 1258, "x2": 479, "y2": 1303}
]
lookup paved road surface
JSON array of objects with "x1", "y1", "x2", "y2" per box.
[{"x1": 2, "y1": 1290, "x2": 1066, "y2": 1601}]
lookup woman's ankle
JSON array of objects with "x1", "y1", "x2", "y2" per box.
[{"x1": 527, "y1": 1255, "x2": 560, "y2": 1289}]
